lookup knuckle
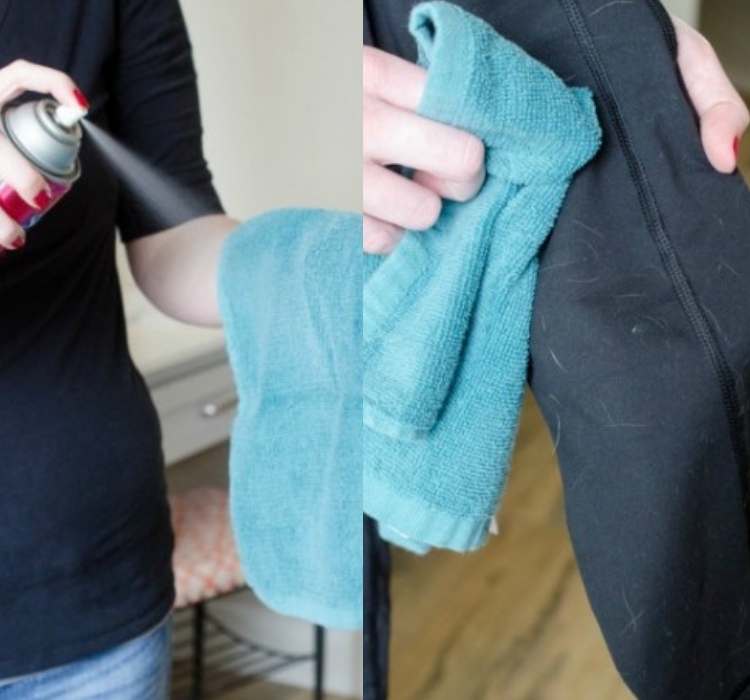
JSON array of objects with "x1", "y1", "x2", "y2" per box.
[
  {"x1": 0, "y1": 220, "x2": 20, "y2": 246},
  {"x1": 692, "y1": 32, "x2": 718, "y2": 65},
  {"x1": 410, "y1": 191, "x2": 441, "y2": 230},
  {"x1": 739, "y1": 103, "x2": 750, "y2": 129},
  {"x1": 364, "y1": 223, "x2": 401, "y2": 255},
  {"x1": 13, "y1": 167, "x2": 44, "y2": 195},
  {"x1": 455, "y1": 134, "x2": 485, "y2": 179},
  {"x1": 3, "y1": 59, "x2": 36, "y2": 94},
  {"x1": 363, "y1": 222, "x2": 388, "y2": 254},
  {"x1": 362, "y1": 95, "x2": 378, "y2": 125},
  {"x1": 363, "y1": 98, "x2": 386, "y2": 151},
  {"x1": 450, "y1": 181, "x2": 477, "y2": 203},
  {"x1": 5, "y1": 59, "x2": 29, "y2": 83},
  {"x1": 53, "y1": 70, "x2": 76, "y2": 90},
  {"x1": 363, "y1": 47, "x2": 385, "y2": 96},
  {"x1": 363, "y1": 165, "x2": 387, "y2": 212},
  {"x1": 9, "y1": 59, "x2": 28, "y2": 72}
]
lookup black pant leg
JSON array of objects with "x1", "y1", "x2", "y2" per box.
[
  {"x1": 363, "y1": 14, "x2": 393, "y2": 700},
  {"x1": 365, "y1": 1, "x2": 750, "y2": 697},
  {"x1": 525, "y1": 2, "x2": 750, "y2": 697},
  {"x1": 364, "y1": 515, "x2": 391, "y2": 700}
]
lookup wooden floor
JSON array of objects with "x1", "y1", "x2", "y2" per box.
[
  {"x1": 213, "y1": 681, "x2": 310, "y2": 699},
  {"x1": 214, "y1": 681, "x2": 346, "y2": 700},
  {"x1": 389, "y1": 394, "x2": 633, "y2": 700}
]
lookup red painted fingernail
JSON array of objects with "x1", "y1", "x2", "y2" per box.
[
  {"x1": 73, "y1": 88, "x2": 90, "y2": 110},
  {"x1": 734, "y1": 136, "x2": 741, "y2": 159},
  {"x1": 11, "y1": 236, "x2": 25, "y2": 249},
  {"x1": 33, "y1": 190, "x2": 52, "y2": 210}
]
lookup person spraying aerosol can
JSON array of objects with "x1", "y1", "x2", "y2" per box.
[{"x1": 0, "y1": 98, "x2": 86, "y2": 230}]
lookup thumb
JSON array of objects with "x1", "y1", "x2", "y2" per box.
[
  {"x1": 673, "y1": 15, "x2": 749, "y2": 174},
  {"x1": 699, "y1": 101, "x2": 748, "y2": 174}
]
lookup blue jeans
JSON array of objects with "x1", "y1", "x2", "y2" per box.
[{"x1": 0, "y1": 615, "x2": 171, "y2": 699}]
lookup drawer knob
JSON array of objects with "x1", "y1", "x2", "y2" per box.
[{"x1": 201, "y1": 394, "x2": 238, "y2": 418}]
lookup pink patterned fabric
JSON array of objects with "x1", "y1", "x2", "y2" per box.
[{"x1": 169, "y1": 487, "x2": 246, "y2": 608}]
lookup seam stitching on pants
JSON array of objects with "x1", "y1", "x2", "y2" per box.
[
  {"x1": 645, "y1": 0, "x2": 678, "y2": 57},
  {"x1": 557, "y1": 0, "x2": 750, "y2": 539}
]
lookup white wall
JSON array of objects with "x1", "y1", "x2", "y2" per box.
[
  {"x1": 662, "y1": 0, "x2": 700, "y2": 25},
  {"x1": 177, "y1": 1, "x2": 362, "y2": 697},
  {"x1": 181, "y1": 0, "x2": 361, "y2": 219}
]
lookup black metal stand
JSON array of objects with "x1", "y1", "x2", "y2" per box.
[
  {"x1": 191, "y1": 602, "x2": 204, "y2": 700},
  {"x1": 171, "y1": 594, "x2": 326, "y2": 699},
  {"x1": 314, "y1": 624, "x2": 325, "y2": 700}
]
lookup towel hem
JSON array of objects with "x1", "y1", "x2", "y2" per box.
[{"x1": 364, "y1": 468, "x2": 491, "y2": 553}]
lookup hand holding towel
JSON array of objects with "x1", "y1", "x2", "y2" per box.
[{"x1": 364, "y1": 1, "x2": 602, "y2": 553}]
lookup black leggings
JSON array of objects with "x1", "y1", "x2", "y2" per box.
[
  {"x1": 364, "y1": 1, "x2": 750, "y2": 698},
  {"x1": 364, "y1": 516, "x2": 391, "y2": 700}
]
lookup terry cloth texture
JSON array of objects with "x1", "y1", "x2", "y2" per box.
[
  {"x1": 363, "y1": 1, "x2": 601, "y2": 554},
  {"x1": 218, "y1": 209, "x2": 362, "y2": 630}
]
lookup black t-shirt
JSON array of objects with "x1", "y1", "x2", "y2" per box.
[
  {"x1": 0, "y1": 0, "x2": 223, "y2": 678},
  {"x1": 364, "y1": 1, "x2": 420, "y2": 59}
]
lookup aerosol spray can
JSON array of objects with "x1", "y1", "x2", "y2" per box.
[{"x1": 0, "y1": 98, "x2": 86, "y2": 229}]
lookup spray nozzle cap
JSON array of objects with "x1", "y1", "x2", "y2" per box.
[{"x1": 53, "y1": 104, "x2": 88, "y2": 129}]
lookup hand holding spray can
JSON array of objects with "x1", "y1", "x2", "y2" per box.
[{"x1": 0, "y1": 98, "x2": 86, "y2": 231}]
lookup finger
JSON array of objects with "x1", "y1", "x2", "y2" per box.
[
  {"x1": 0, "y1": 59, "x2": 85, "y2": 108},
  {"x1": 363, "y1": 215, "x2": 404, "y2": 254},
  {"x1": 0, "y1": 205, "x2": 25, "y2": 250},
  {"x1": 363, "y1": 46, "x2": 426, "y2": 112},
  {"x1": 364, "y1": 162, "x2": 442, "y2": 231},
  {"x1": 699, "y1": 101, "x2": 749, "y2": 173},
  {"x1": 0, "y1": 135, "x2": 50, "y2": 207},
  {"x1": 365, "y1": 97, "x2": 485, "y2": 182},
  {"x1": 412, "y1": 162, "x2": 487, "y2": 203},
  {"x1": 674, "y1": 17, "x2": 750, "y2": 173}
]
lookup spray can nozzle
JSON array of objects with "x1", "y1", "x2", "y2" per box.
[
  {"x1": 0, "y1": 98, "x2": 84, "y2": 231},
  {"x1": 53, "y1": 104, "x2": 88, "y2": 129}
]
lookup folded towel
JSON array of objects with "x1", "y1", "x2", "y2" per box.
[
  {"x1": 219, "y1": 209, "x2": 362, "y2": 630},
  {"x1": 363, "y1": 1, "x2": 601, "y2": 553}
]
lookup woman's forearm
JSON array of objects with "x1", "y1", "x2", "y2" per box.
[{"x1": 126, "y1": 213, "x2": 240, "y2": 327}]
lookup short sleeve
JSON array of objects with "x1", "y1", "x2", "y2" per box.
[{"x1": 109, "y1": 0, "x2": 224, "y2": 242}]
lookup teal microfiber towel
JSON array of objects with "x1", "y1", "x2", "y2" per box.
[
  {"x1": 364, "y1": 1, "x2": 602, "y2": 553},
  {"x1": 219, "y1": 209, "x2": 362, "y2": 630}
]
